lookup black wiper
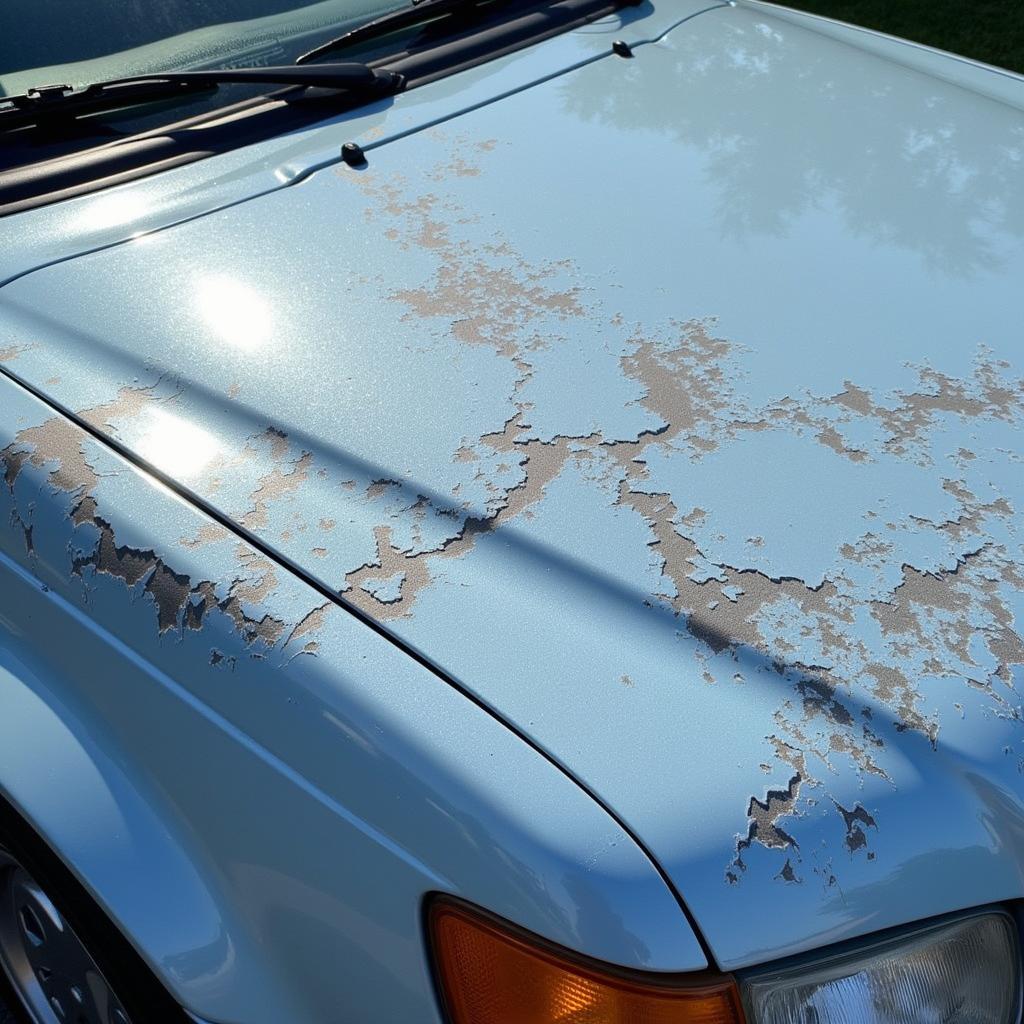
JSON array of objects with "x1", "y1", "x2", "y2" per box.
[
  {"x1": 0, "y1": 63, "x2": 403, "y2": 133},
  {"x1": 297, "y1": 0, "x2": 499, "y2": 64}
]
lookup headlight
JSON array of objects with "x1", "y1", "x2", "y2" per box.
[
  {"x1": 742, "y1": 912, "x2": 1021, "y2": 1024},
  {"x1": 429, "y1": 898, "x2": 1020, "y2": 1024}
]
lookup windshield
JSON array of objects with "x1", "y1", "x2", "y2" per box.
[{"x1": 0, "y1": 0, "x2": 403, "y2": 98}]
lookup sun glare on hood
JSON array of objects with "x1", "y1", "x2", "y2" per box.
[
  {"x1": 135, "y1": 407, "x2": 223, "y2": 480},
  {"x1": 194, "y1": 274, "x2": 272, "y2": 351},
  {"x1": 74, "y1": 193, "x2": 152, "y2": 233}
]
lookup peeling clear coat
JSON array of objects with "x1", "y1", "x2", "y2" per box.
[{"x1": 2, "y1": 0, "x2": 1024, "y2": 1015}]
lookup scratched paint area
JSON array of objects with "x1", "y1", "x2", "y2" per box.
[{"x1": 2, "y1": 2, "x2": 1024, "y2": 968}]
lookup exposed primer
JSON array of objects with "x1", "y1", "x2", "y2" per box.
[
  {"x1": 3, "y1": 416, "x2": 100, "y2": 496},
  {"x1": 343, "y1": 424, "x2": 578, "y2": 620},
  {"x1": 180, "y1": 523, "x2": 230, "y2": 548},
  {"x1": 619, "y1": 323, "x2": 755, "y2": 454},
  {"x1": 78, "y1": 382, "x2": 169, "y2": 433},
  {"x1": 355, "y1": 169, "x2": 584, "y2": 365},
  {"x1": 286, "y1": 602, "x2": 330, "y2": 646},
  {"x1": 242, "y1": 445, "x2": 313, "y2": 530},
  {"x1": 775, "y1": 858, "x2": 800, "y2": 883},
  {"x1": 0, "y1": 344, "x2": 34, "y2": 363},
  {"x1": 9, "y1": 505, "x2": 33, "y2": 556}
]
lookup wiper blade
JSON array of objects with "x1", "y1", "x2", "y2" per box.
[
  {"x1": 0, "y1": 63, "x2": 403, "y2": 133},
  {"x1": 297, "y1": 0, "x2": 496, "y2": 64}
]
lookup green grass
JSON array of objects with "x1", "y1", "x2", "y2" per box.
[{"x1": 773, "y1": 0, "x2": 1024, "y2": 75}]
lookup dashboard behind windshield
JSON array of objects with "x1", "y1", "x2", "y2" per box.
[{"x1": 0, "y1": 0, "x2": 400, "y2": 97}]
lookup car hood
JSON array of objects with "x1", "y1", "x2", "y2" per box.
[{"x1": 3, "y1": 0, "x2": 1024, "y2": 970}]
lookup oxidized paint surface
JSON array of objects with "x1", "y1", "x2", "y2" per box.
[{"x1": 2, "y1": 0, "x2": 1024, "y2": 970}]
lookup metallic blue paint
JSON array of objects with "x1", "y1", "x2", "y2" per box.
[
  {"x1": 0, "y1": 380, "x2": 702, "y2": 1023},
  {"x1": 2, "y1": 0, "x2": 1024, "y2": 1019}
]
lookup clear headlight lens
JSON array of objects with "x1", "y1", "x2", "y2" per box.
[{"x1": 742, "y1": 912, "x2": 1021, "y2": 1024}]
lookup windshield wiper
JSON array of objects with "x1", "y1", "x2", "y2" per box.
[
  {"x1": 297, "y1": 0, "x2": 500, "y2": 64},
  {"x1": 0, "y1": 63, "x2": 403, "y2": 133}
]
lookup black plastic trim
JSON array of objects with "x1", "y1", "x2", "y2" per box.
[
  {"x1": 0, "y1": 88, "x2": 384, "y2": 216},
  {"x1": 0, "y1": 0, "x2": 638, "y2": 216}
]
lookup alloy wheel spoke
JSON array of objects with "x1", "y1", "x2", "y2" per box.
[{"x1": 0, "y1": 854, "x2": 131, "y2": 1024}]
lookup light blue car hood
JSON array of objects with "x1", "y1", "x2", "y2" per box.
[{"x1": 3, "y1": 0, "x2": 1024, "y2": 970}]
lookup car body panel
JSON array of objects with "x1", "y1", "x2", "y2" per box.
[
  {"x1": 738, "y1": 0, "x2": 1024, "y2": 109},
  {"x1": 0, "y1": 376, "x2": 705, "y2": 1024},
  {"x1": 2, "y1": 0, "x2": 1023, "y2": 999}
]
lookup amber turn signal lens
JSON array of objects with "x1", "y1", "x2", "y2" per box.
[{"x1": 430, "y1": 900, "x2": 746, "y2": 1024}]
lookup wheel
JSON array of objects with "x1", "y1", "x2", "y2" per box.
[
  {"x1": 0, "y1": 846, "x2": 131, "y2": 1024},
  {"x1": 0, "y1": 798, "x2": 190, "y2": 1024}
]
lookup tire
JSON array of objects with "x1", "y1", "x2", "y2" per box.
[{"x1": 0, "y1": 795, "x2": 191, "y2": 1024}]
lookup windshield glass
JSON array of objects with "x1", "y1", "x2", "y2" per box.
[{"x1": 0, "y1": 0, "x2": 403, "y2": 98}]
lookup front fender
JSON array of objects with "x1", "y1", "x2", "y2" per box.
[
  {"x1": 0, "y1": 547, "x2": 313, "y2": 1021},
  {"x1": 0, "y1": 373, "x2": 704, "y2": 1024}
]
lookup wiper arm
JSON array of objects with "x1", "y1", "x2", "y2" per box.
[
  {"x1": 297, "y1": 0, "x2": 496, "y2": 64},
  {"x1": 0, "y1": 63, "x2": 403, "y2": 133}
]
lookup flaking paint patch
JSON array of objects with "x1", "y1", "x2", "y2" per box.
[
  {"x1": 619, "y1": 323, "x2": 757, "y2": 454},
  {"x1": 242, "y1": 447, "x2": 313, "y2": 530},
  {"x1": 2, "y1": 414, "x2": 325, "y2": 654},
  {"x1": 285, "y1": 602, "x2": 330, "y2": 647},
  {"x1": 775, "y1": 859, "x2": 800, "y2": 883},
  {"x1": 0, "y1": 344, "x2": 33, "y2": 363},
  {"x1": 180, "y1": 523, "x2": 230, "y2": 548},
  {"x1": 728, "y1": 773, "x2": 802, "y2": 884},
  {"x1": 834, "y1": 801, "x2": 877, "y2": 854},
  {"x1": 3, "y1": 416, "x2": 100, "y2": 495},
  {"x1": 342, "y1": 425, "x2": 579, "y2": 619},
  {"x1": 78, "y1": 381, "x2": 174, "y2": 435},
  {"x1": 336, "y1": 140, "x2": 1024, "y2": 891}
]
